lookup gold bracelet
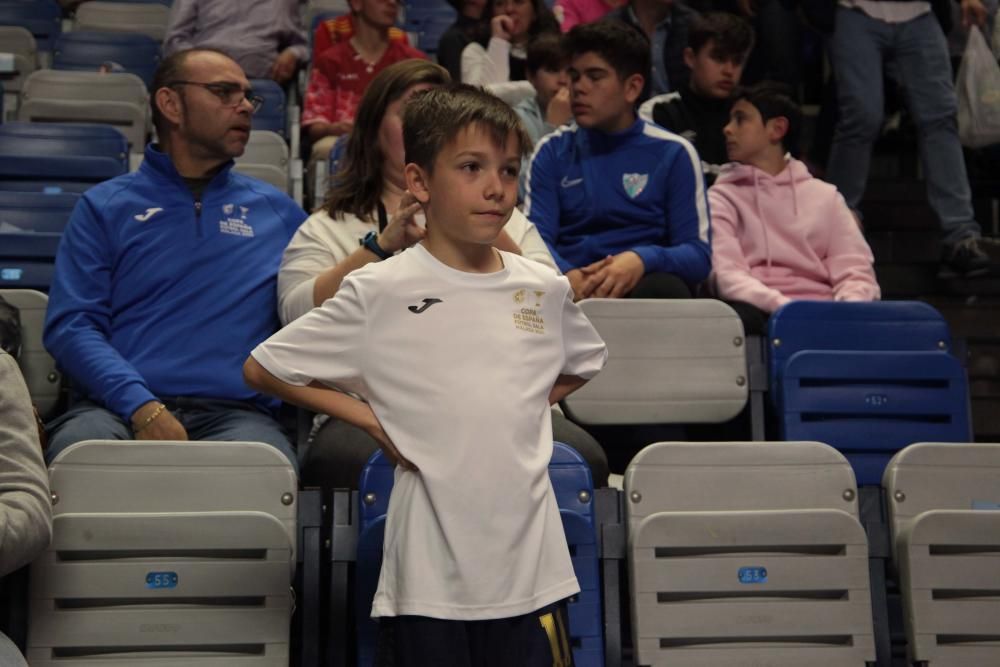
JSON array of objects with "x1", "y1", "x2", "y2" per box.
[{"x1": 133, "y1": 403, "x2": 167, "y2": 434}]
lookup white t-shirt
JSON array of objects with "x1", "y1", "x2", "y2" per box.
[
  {"x1": 252, "y1": 243, "x2": 607, "y2": 619},
  {"x1": 277, "y1": 207, "x2": 556, "y2": 324}
]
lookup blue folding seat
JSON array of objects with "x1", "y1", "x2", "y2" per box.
[
  {"x1": 0, "y1": 190, "x2": 80, "y2": 291},
  {"x1": 0, "y1": 122, "x2": 129, "y2": 190},
  {"x1": 402, "y1": 6, "x2": 457, "y2": 53},
  {"x1": 0, "y1": 0, "x2": 61, "y2": 51},
  {"x1": 53, "y1": 32, "x2": 162, "y2": 88},
  {"x1": 249, "y1": 79, "x2": 287, "y2": 139},
  {"x1": 353, "y1": 442, "x2": 603, "y2": 667}
]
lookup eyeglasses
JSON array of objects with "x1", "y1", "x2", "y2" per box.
[{"x1": 166, "y1": 80, "x2": 265, "y2": 113}]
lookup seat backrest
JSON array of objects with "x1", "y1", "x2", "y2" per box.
[
  {"x1": 53, "y1": 31, "x2": 161, "y2": 87},
  {"x1": 239, "y1": 130, "x2": 289, "y2": 167},
  {"x1": 0, "y1": 121, "x2": 130, "y2": 182},
  {"x1": 0, "y1": 289, "x2": 60, "y2": 418},
  {"x1": 0, "y1": 0, "x2": 61, "y2": 51},
  {"x1": 0, "y1": 190, "x2": 80, "y2": 233},
  {"x1": 249, "y1": 79, "x2": 287, "y2": 137},
  {"x1": 0, "y1": 26, "x2": 36, "y2": 94},
  {"x1": 73, "y1": 0, "x2": 171, "y2": 41},
  {"x1": 562, "y1": 299, "x2": 748, "y2": 425}
]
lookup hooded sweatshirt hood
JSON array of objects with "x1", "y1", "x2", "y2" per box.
[{"x1": 708, "y1": 157, "x2": 880, "y2": 313}]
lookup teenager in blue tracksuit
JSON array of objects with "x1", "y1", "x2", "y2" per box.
[
  {"x1": 43, "y1": 49, "x2": 306, "y2": 467},
  {"x1": 524, "y1": 21, "x2": 710, "y2": 301}
]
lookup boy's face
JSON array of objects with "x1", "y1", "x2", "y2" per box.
[
  {"x1": 568, "y1": 51, "x2": 643, "y2": 134},
  {"x1": 407, "y1": 124, "x2": 521, "y2": 248},
  {"x1": 723, "y1": 98, "x2": 779, "y2": 164},
  {"x1": 528, "y1": 64, "x2": 568, "y2": 110},
  {"x1": 685, "y1": 40, "x2": 745, "y2": 99}
]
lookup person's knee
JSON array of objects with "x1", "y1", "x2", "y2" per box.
[
  {"x1": 835, "y1": 97, "x2": 883, "y2": 142},
  {"x1": 45, "y1": 404, "x2": 130, "y2": 463}
]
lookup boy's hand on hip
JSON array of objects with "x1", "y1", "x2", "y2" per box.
[
  {"x1": 591, "y1": 251, "x2": 644, "y2": 298},
  {"x1": 362, "y1": 406, "x2": 418, "y2": 471}
]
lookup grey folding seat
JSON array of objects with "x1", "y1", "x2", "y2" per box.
[
  {"x1": 18, "y1": 70, "x2": 149, "y2": 152},
  {"x1": 236, "y1": 130, "x2": 290, "y2": 195},
  {"x1": 624, "y1": 441, "x2": 876, "y2": 666},
  {"x1": 27, "y1": 440, "x2": 297, "y2": 666},
  {"x1": 0, "y1": 26, "x2": 36, "y2": 111},
  {"x1": 73, "y1": 1, "x2": 171, "y2": 41},
  {"x1": 0, "y1": 289, "x2": 61, "y2": 419},
  {"x1": 883, "y1": 442, "x2": 1000, "y2": 667}
]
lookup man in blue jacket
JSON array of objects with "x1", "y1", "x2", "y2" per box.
[
  {"x1": 524, "y1": 20, "x2": 711, "y2": 301},
  {"x1": 43, "y1": 48, "x2": 306, "y2": 468}
]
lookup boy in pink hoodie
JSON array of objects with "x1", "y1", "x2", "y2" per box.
[{"x1": 709, "y1": 82, "x2": 880, "y2": 334}]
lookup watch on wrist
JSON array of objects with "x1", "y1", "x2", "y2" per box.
[{"x1": 360, "y1": 230, "x2": 391, "y2": 261}]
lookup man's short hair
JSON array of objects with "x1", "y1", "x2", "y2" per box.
[
  {"x1": 403, "y1": 84, "x2": 532, "y2": 172},
  {"x1": 688, "y1": 12, "x2": 755, "y2": 61},
  {"x1": 150, "y1": 47, "x2": 233, "y2": 136},
  {"x1": 526, "y1": 33, "x2": 568, "y2": 75},
  {"x1": 731, "y1": 81, "x2": 802, "y2": 155},
  {"x1": 564, "y1": 20, "x2": 650, "y2": 81}
]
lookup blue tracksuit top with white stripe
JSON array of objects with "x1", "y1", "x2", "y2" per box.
[
  {"x1": 524, "y1": 118, "x2": 711, "y2": 285},
  {"x1": 43, "y1": 144, "x2": 306, "y2": 421}
]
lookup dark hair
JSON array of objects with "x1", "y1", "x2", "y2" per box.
[
  {"x1": 688, "y1": 12, "x2": 755, "y2": 61},
  {"x1": 323, "y1": 60, "x2": 450, "y2": 221},
  {"x1": 473, "y1": 0, "x2": 560, "y2": 48},
  {"x1": 731, "y1": 81, "x2": 802, "y2": 155},
  {"x1": 150, "y1": 47, "x2": 232, "y2": 136},
  {"x1": 403, "y1": 84, "x2": 532, "y2": 172},
  {"x1": 525, "y1": 33, "x2": 567, "y2": 75},
  {"x1": 564, "y1": 20, "x2": 649, "y2": 81}
]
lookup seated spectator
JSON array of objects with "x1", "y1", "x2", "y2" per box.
[
  {"x1": 525, "y1": 21, "x2": 711, "y2": 301},
  {"x1": 303, "y1": 0, "x2": 427, "y2": 162},
  {"x1": 826, "y1": 0, "x2": 994, "y2": 278},
  {"x1": 278, "y1": 60, "x2": 610, "y2": 487},
  {"x1": 437, "y1": 0, "x2": 489, "y2": 81},
  {"x1": 311, "y1": 13, "x2": 411, "y2": 65},
  {"x1": 164, "y1": 0, "x2": 307, "y2": 85},
  {"x1": 0, "y1": 351, "x2": 52, "y2": 667},
  {"x1": 461, "y1": 0, "x2": 561, "y2": 104},
  {"x1": 43, "y1": 49, "x2": 306, "y2": 469},
  {"x1": 607, "y1": 0, "x2": 698, "y2": 97},
  {"x1": 641, "y1": 12, "x2": 754, "y2": 185},
  {"x1": 554, "y1": 0, "x2": 626, "y2": 32},
  {"x1": 710, "y1": 83, "x2": 880, "y2": 334}
]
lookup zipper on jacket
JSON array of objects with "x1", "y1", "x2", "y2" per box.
[{"x1": 194, "y1": 199, "x2": 203, "y2": 238}]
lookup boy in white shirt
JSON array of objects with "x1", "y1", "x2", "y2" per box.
[{"x1": 244, "y1": 84, "x2": 607, "y2": 666}]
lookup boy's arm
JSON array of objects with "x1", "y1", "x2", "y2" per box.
[
  {"x1": 825, "y1": 194, "x2": 881, "y2": 303},
  {"x1": 549, "y1": 374, "x2": 589, "y2": 405},
  {"x1": 243, "y1": 357, "x2": 415, "y2": 469},
  {"x1": 631, "y1": 141, "x2": 712, "y2": 285},
  {"x1": 707, "y1": 190, "x2": 790, "y2": 313}
]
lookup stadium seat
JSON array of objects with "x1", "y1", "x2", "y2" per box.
[
  {"x1": 883, "y1": 442, "x2": 1000, "y2": 666},
  {"x1": 624, "y1": 440, "x2": 876, "y2": 666},
  {"x1": 350, "y1": 442, "x2": 603, "y2": 667},
  {"x1": 0, "y1": 0, "x2": 61, "y2": 52},
  {"x1": 0, "y1": 289, "x2": 61, "y2": 418},
  {"x1": 0, "y1": 188, "x2": 79, "y2": 233},
  {"x1": 17, "y1": 70, "x2": 150, "y2": 152},
  {"x1": 73, "y1": 0, "x2": 171, "y2": 42},
  {"x1": 249, "y1": 78, "x2": 287, "y2": 139},
  {"x1": 236, "y1": 130, "x2": 291, "y2": 195},
  {"x1": 401, "y1": 6, "x2": 456, "y2": 53},
  {"x1": 0, "y1": 26, "x2": 36, "y2": 101},
  {"x1": 0, "y1": 190, "x2": 79, "y2": 292},
  {"x1": 0, "y1": 121, "x2": 130, "y2": 187},
  {"x1": 27, "y1": 440, "x2": 298, "y2": 666},
  {"x1": 767, "y1": 301, "x2": 971, "y2": 486},
  {"x1": 53, "y1": 31, "x2": 162, "y2": 88}
]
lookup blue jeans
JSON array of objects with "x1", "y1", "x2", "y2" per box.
[
  {"x1": 826, "y1": 7, "x2": 981, "y2": 245},
  {"x1": 46, "y1": 398, "x2": 297, "y2": 474}
]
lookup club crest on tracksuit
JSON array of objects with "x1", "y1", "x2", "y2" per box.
[{"x1": 623, "y1": 173, "x2": 648, "y2": 198}]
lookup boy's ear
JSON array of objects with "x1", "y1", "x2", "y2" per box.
[
  {"x1": 623, "y1": 72, "x2": 645, "y2": 106},
  {"x1": 404, "y1": 163, "x2": 431, "y2": 205},
  {"x1": 766, "y1": 116, "x2": 789, "y2": 145},
  {"x1": 682, "y1": 47, "x2": 696, "y2": 71}
]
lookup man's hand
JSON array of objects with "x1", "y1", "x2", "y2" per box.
[
  {"x1": 269, "y1": 48, "x2": 299, "y2": 84},
  {"x1": 960, "y1": 0, "x2": 987, "y2": 28},
  {"x1": 360, "y1": 405, "x2": 417, "y2": 471},
  {"x1": 491, "y1": 14, "x2": 513, "y2": 40},
  {"x1": 546, "y1": 88, "x2": 572, "y2": 128},
  {"x1": 377, "y1": 192, "x2": 426, "y2": 253},
  {"x1": 131, "y1": 401, "x2": 188, "y2": 441},
  {"x1": 589, "y1": 251, "x2": 645, "y2": 298},
  {"x1": 566, "y1": 256, "x2": 613, "y2": 301}
]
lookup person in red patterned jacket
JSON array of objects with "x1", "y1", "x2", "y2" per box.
[{"x1": 311, "y1": 13, "x2": 411, "y2": 65}]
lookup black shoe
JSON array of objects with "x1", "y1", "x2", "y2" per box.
[{"x1": 939, "y1": 237, "x2": 993, "y2": 279}]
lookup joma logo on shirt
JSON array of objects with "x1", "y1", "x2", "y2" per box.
[{"x1": 408, "y1": 298, "x2": 443, "y2": 314}]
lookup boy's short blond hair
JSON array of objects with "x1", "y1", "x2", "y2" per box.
[{"x1": 403, "y1": 84, "x2": 533, "y2": 172}]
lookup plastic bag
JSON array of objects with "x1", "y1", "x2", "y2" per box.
[{"x1": 957, "y1": 26, "x2": 1000, "y2": 148}]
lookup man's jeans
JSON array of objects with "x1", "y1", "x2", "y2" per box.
[
  {"x1": 826, "y1": 6, "x2": 981, "y2": 246},
  {"x1": 46, "y1": 398, "x2": 297, "y2": 474}
]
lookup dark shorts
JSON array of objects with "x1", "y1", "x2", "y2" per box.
[{"x1": 374, "y1": 600, "x2": 575, "y2": 667}]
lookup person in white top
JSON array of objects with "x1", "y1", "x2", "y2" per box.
[
  {"x1": 246, "y1": 84, "x2": 607, "y2": 665},
  {"x1": 278, "y1": 60, "x2": 610, "y2": 489},
  {"x1": 461, "y1": 0, "x2": 561, "y2": 105}
]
